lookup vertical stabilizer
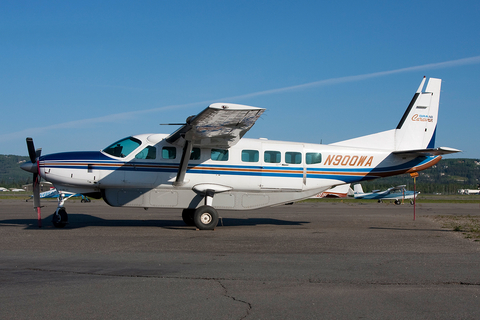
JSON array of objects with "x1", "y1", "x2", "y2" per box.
[
  {"x1": 353, "y1": 184, "x2": 364, "y2": 194},
  {"x1": 394, "y1": 77, "x2": 441, "y2": 151},
  {"x1": 330, "y1": 77, "x2": 443, "y2": 152}
]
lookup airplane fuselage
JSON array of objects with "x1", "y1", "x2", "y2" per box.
[
  {"x1": 354, "y1": 191, "x2": 418, "y2": 200},
  {"x1": 37, "y1": 133, "x2": 440, "y2": 210}
]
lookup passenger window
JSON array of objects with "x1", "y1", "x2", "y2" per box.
[
  {"x1": 211, "y1": 149, "x2": 229, "y2": 161},
  {"x1": 285, "y1": 152, "x2": 302, "y2": 164},
  {"x1": 190, "y1": 148, "x2": 201, "y2": 160},
  {"x1": 306, "y1": 152, "x2": 322, "y2": 164},
  {"x1": 242, "y1": 150, "x2": 259, "y2": 162},
  {"x1": 135, "y1": 146, "x2": 157, "y2": 159},
  {"x1": 264, "y1": 151, "x2": 281, "y2": 163},
  {"x1": 162, "y1": 147, "x2": 176, "y2": 159}
]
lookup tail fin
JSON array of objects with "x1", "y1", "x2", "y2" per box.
[
  {"x1": 353, "y1": 184, "x2": 364, "y2": 194},
  {"x1": 330, "y1": 77, "x2": 448, "y2": 152},
  {"x1": 394, "y1": 77, "x2": 439, "y2": 151}
]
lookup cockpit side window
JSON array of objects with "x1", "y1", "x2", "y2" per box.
[{"x1": 103, "y1": 137, "x2": 142, "y2": 158}]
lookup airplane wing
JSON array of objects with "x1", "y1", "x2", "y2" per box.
[
  {"x1": 386, "y1": 185, "x2": 407, "y2": 193},
  {"x1": 166, "y1": 103, "x2": 265, "y2": 148}
]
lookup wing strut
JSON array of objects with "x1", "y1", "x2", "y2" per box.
[{"x1": 174, "y1": 139, "x2": 193, "y2": 186}]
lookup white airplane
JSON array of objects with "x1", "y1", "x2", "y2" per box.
[
  {"x1": 0, "y1": 187, "x2": 8, "y2": 192},
  {"x1": 21, "y1": 77, "x2": 460, "y2": 229},
  {"x1": 353, "y1": 184, "x2": 418, "y2": 205}
]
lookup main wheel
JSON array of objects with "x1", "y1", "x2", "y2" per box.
[
  {"x1": 394, "y1": 199, "x2": 401, "y2": 205},
  {"x1": 193, "y1": 205, "x2": 219, "y2": 230},
  {"x1": 52, "y1": 207, "x2": 68, "y2": 228},
  {"x1": 182, "y1": 209, "x2": 195, "y2": 226}
]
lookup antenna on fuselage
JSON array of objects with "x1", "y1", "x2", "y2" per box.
[{"x1": 160, "y1": 115, "x2": 196, "y2": 126}]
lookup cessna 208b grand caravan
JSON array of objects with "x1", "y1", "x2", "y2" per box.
[{"x1": 21, "y1": 77, "x2": 459, "y2": 229}]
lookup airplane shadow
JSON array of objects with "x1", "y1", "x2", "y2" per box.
[{"x1": 0, "y1": 214, "x2": 309, "y2": 230}]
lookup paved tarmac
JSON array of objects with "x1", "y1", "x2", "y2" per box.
[{"x1": 1, "y1": 199, "x2": 479, "y2": 319}]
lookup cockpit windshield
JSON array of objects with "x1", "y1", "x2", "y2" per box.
[{"x1": 103, "y1": 137, "x2": 142, "y2": 158}]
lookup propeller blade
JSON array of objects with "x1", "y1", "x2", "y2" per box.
[
  {"x1": 26, "y1": 138, "x2": 42, "y2": 228},
  {"x1": 26, "y1": 137, "x2": 37, "y2": 163}
]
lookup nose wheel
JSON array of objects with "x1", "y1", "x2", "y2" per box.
[{"x1": 52, "y1": 207, "x2": 68, "y2": 228}]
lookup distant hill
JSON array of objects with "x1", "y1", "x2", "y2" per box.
[
  {"x1": 1, "y1": 155, "x2": 478, "y2": 194},
  {"x1": 361, "y1": 158, "x2": 480, "y2": 194},
  {"x1": 0, "y1": 155, "x2": 32, "y2": 188}
]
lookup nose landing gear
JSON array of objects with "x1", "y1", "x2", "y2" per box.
[
  {"x1": 52, "y1": 207, "x2": 68, "y2": 228},
  {"x1": 52, "y1": 193, "x2": 69, "y2": 228}
]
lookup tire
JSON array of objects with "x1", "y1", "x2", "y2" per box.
[
  {"x1": 182, "y1": 209, "x2": 195, "y2": 226},
  {"x1": 394, "y1": 199, "x2": 400, "y2": 205},
  {"x1": 52, "y1": 208, "x2": 68, "y2": 228},
  {"x1": 193, "y1": 205, "x2": 218, "y2": 230}
]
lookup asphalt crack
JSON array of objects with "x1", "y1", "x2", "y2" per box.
[
  {"x1": 216, "y1": 280, "x2": 252, "y2": 320},
  {"x1": 23, "y1": 267, "x2": 254, "y2": 319},
  {"x1": 20, "y1": 268, "x2": 480, "y2": 287}
]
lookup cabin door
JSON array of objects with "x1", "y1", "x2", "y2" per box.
[{"x1": 260, "y1": 143, "x2": 304, "y2": 190}]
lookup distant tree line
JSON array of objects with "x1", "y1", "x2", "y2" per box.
[
  {"x1": 0, "y1": 155, "x2": 32, "y2": 188},
  {"x1": 361, "y1": 158, "x2": 480, "y2": 194}
]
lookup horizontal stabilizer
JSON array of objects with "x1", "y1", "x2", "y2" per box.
[{"x1": 392, "y1": 147, "x2": 461, "y2": 157}]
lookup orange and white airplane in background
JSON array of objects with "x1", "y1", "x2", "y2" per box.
[
  {"x1": 311, "y1": 184, "x2": 352, "y2": 198},
  {"x1": 21, "y1": 77, "x2": 460, "y2": 229}
]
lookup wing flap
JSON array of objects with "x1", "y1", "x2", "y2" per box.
[{"x1": 166, "y1": 103, "x2": 265, "y2": 148}]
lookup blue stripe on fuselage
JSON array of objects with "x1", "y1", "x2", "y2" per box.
[{"x1": 39, "y1": 151, "x2": 438, "y2": 182}]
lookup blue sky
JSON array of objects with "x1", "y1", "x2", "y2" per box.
[{"x1": 1, "y1": 1, "x2": 480, "y2": 158}]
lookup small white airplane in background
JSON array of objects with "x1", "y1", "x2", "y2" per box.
[
  {"x1": 21, "y1": 77, "x2": 460, "y2": 229},
  {"x1": 0, "y1": 187, "x2": 8, "y2": 192},
  {"x1": 353, "y1": 184, "x2": 419, "y2": 205}
]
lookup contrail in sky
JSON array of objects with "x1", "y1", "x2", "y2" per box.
[
  {"x1": 220, "y1": 55, "x2": 480, "y2": 100},
  {"x1": 2, "y1": 55, "x2": 480, "y2": 141}
]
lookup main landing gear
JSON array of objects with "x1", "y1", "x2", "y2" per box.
[
  {"x1": 182, "y1": 206, "x2": 219, "y2": 230},
  {"x1": 182, "y1": 189, "x2": 219, "y2": 230}
]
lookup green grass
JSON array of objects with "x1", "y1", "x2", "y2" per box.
[{"x1": 435, "y1": 215, "x2": 480, "y2": 241}]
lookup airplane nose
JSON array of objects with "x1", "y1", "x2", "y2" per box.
[{"x1": 20, "y1": 161, "x2": 38, "y2": 174}]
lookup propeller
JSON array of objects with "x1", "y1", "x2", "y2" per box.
[{"x1": 23, "y1": 138, "x2": 42, "y2": 227}]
